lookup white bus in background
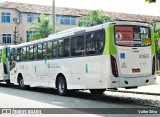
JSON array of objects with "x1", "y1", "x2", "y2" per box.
[
  {"x1": 0, "y1": 46, "x2": 10, "y2": 84},
  {"x1": 9, "y1": 21, "x2": 156, "y2": 95}
]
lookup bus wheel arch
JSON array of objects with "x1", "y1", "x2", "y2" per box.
[
  {"x1": 17, "y1": 73, "x2": 23, "y2": 84},
  {"x1": 17, "y1": 73, "x2": 29, "y2": 89},
  {"x1": 56, "y1": 73, "x2": 67, "y2": 95}
]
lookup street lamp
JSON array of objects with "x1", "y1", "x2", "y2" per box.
[
  {"x1": 53, "y1": 0, "x2": 56, "y2": 33},
  {"x1": 13, "y1": 27, "x2": 18, "y2": 45}
]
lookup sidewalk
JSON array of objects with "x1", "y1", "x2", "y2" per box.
[{"x1": 112, "y1": 76, "x2": 160, "y2": 95}]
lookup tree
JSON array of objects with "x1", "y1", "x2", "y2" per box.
[
  {"x1": 78, "y1": 10, "x2": 114, "y2": 27},
  {"x1": 148, "y1": 21, "x2": 160, "y2": 69},
  {"x1": 145, "y1": 0, "x2": 156, "y2": 3},
  {"x1": 28, "y1": 13, "x2": 53, "y2": 41}
]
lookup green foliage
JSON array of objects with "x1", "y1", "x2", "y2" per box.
[
  {"x1": 29, "y1": 13, "x2": 53, "y2": 41},
  {"x1": 78, "y1": 10, "x2": 114, "y2": 27},
  {"x1": 145, "y1": 0, "x2": 156, "y2": 3},
  {"x1": 148, "y1": 21, "x2": 160, "y2": 59}
]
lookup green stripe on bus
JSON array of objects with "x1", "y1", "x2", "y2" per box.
[
  {"x1": 151, "y1": 29, "x2": 156, "y2": 54},
  {"x1": 35, "y1": 66, "x2": 37, "y2": 73},
  {"x1": 103, "y1": 27, "x2": 117, "y2": 55},
  {"x1": 86, "y1": 64, "x2": 88, "y2": 73},
  {"x1": 2, "y1": 48, "x2": 7, "y2": 63}
]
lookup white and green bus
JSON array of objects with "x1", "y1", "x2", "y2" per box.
[
  {"x1": 0, "y1": 46, "x2": 10, "y2": 84},
  {"x1": 9, "y1": 21, "x2": 156, "y2": 95}
]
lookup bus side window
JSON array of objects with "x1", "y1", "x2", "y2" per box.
[
  {"x1": 95, "y1": 30, "x2": 105, "y2": 54},
  {"x1": 64, "y1": 38, "x2": 70, "y2": 57},
  {"x1": 58, "y1": 38, "x2": 70, "y2": 57},
  {"x1": 22, "y1": 47, "x2": 27, "y2": 61},
  {"x1": 6, "y1": 48, "x2": 10, "y2": 58},
  {"x1": 86, "y1": 30, "x2": 104, "y2": 55},
  {"x1": 17, "y1": 48, "x2": 22, "y2": 61},
  {"x1": 26, "y1": 46, "x2": 29, "y2": 61},
  {"x1": 33, "y1": 45, "x2": 37, "y2": 60},
  {"x1": 47, "y1": 41, "x2": 53, "y2": 59},
  {"x1": 29, "y1": 45, "x2": 34, "y2": 60},
  {"x1": 53, "y1": 41, "x2": 57, "y2": 58},
  {"x1": 71, "y1": 35, "x2": 84, "y2": 56},
  {"x1": 37, "y1": 43, "x2": 43, "y2": 59},
  {"x1": 43, "y1": 43, "x2": 47, "y2": 59},
  {"x1": 58, "y1": 40, "x2": 64, "y2": 57},
  {"x1": 86, "y1": 32, "x2": 96, "y2": 55}
]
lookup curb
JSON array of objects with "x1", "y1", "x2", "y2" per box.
[{"x1": 106, "y1": 89, "x2": 160, "y2": 96}]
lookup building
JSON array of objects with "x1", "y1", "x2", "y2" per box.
[{"x1": 0, "y1": 1, "x2": 160, "y2": 45}]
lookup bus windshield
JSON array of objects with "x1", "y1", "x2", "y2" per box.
[{"x1": 114, "y1": 25, "x2": 151, "y2": 47}]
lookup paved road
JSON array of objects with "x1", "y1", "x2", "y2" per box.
[
  {"x1": 0, "y1": 84, "x2": 149, "y2": 108},
  {"x1": 0, "y1": 83, "x2": 160, "y2": 117}
]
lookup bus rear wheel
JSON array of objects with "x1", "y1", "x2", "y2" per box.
[
  {"x1": 89, "y1": 89, "x2": 106, "y2": 95},
  {"x1": 57, "y1": 76, "x2": 67, "y2": 96}
]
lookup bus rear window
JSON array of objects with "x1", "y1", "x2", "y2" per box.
[{"x1": 114, "y1": 25, "x2": 151, "y2": 47}]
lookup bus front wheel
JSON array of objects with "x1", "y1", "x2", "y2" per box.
[
  {"x1": 89, "y1": 89, "x2": 106, "y2": 95},
  {"x1": 18, "y1": 75, "x2": 28, "y2": 89},
  {"x1": 56, "y1": 76, "x2": 67, "y2": 96}
]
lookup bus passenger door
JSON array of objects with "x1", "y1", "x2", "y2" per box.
[{"x1": 9, "y1": 49, "x2": 17, "y2": 83}]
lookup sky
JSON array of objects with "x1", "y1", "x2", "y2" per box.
[{"x1": 0, "y1": 0, "x2": 160, "y2": 16}]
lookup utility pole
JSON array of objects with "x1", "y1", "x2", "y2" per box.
[
  {"x1": 13, "y1": 27, "x2": 18, "y2": 45},
  {"x1": 52, "y1": 0, "x2": 56, "y2": 33}
]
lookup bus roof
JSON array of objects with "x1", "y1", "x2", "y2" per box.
[{"x1": 13, "y1": 21, "x2": 151, "y2": 48}]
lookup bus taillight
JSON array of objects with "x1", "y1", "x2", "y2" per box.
[
  {"x1": 152, "y1": 55, "x2": 155, "y2": 75},
  {"x1": 3, "y1": 63, "x2": 7, "y2": 74},
  {"x1": 110, "y1": 55, "x2": 119, "y2": 77}
]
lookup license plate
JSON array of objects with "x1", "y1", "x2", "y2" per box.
[{"x1": 132, "y1": 68, "x2": 140, "y2": 73}]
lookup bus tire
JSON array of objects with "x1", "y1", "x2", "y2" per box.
[
  {"x1": 18, "y1": 75, "x2": 28, "y2": 89},
  {"x1": 56, "y1": 76, "x2": 67, "y2": 96},
  {"x1": 89, "y1": 89, "x2": 106, "y2": 95}
]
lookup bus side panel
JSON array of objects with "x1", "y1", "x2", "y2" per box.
[
  {"x1": 102, "y1": 26, "x2": 119, "y2": 89},
  {"x1": 85, "y1": 56, "x2": 103, "y2": 89},
  {"x1": 71, "y1": 56, "x2": 104, "y2": 89},
  {"x1": 70, "y1": 57, "x2": 86, "y2": 89},
  {"x1": 35, "y1": 61, "x2": 49, "y2": 87},
  {"x1": 48, "y1": 59, "x2": 72, "y2": 89},
  {"x1": 102, "y1": 55, "x2": 121, "y2": 89}
]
